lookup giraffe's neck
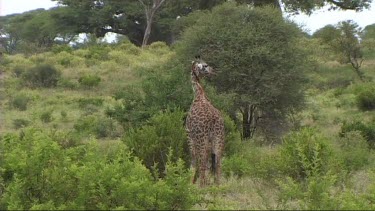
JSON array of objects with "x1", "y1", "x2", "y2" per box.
[{"x1": 191, "y1": 73, "x2": 206, "y2": 101}]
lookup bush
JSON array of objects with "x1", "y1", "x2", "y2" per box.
[
  {"x1": 340, "y1": 120, "x2": 375, "y2": 148},
  {"x1": 280, "y1": 127, "x2": 333, "y2": 179},
  {"x1": 22, "y1": 64, "x2": 61, "y2": 88},
  {"x1": 10, "y1": 94, "x2": 31, "y2": 111},
  {"x1": 123, "y1": 110, "x2": 190, "y2": 175},
  {"x1": 278, "y1": 174, "x2": 338, "y2": 210},
  {"x1": 77, "y1": 97, "x2": 104, "y2": 109},
  {"x1": 356, "y1": 84, "x2": 375, "y2": 111},
  {"x1": 40, "y1": 111, "x2": 53, "y2": 123},
  {"x1": 0, "y1": 128, "x2": 197, "y2": 210},
  {"x1": 338, "y1": 131, "x2": 369, "y2": 171},
  {"x1": 78, "y1": 75, "x2": 101, "y2": 88},
  {"x1": 57, "y1": 78, "x2": 79, "y2": 89},
  {"x1": 222, "y1": 142, "x2": 282, "y2": 179},
  {"x1": 51, "y1": 45, "x2": 73, "y2": 54},
  {"x1": 73, "y1": 115, "x2": 121, "y2": 139},
  {"x1": 222, "y1": 114, "x2": 242, "y2": 157},
  {"x1": 12, "y1": 119, "x2": 30, "y2": 129},
  {"x1": 106, "y1": 86, "x2": 150, "y2": 128}
]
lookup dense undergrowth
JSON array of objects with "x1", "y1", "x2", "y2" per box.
[{"x1": 0, "y1": 33, "x2": 375, "y2": 209}]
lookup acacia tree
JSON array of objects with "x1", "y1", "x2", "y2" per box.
[
  {"x1": 176, "y1": 2, "x2": 307, "y2": 139},
  {"x1": 313, "y1": 21, "x2": 365, "y2": 81},
  {"x1": 336, "y1": 20, "x2": 364, "y2": 81}
]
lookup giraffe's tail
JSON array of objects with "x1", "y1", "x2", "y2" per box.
[{"x1": 211, "y1": 153, "x2": 216, "y2": 174}]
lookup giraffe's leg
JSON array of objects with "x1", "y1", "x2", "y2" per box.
[
  {"x1": 214, "y1": 153, "x2": 222, "y2": 185},
  {"x1": 213, "y1": 135, "x2": 224, "y2": 185},
  {"x1": 199, "y1": 147, "x2": 209, "y2": 187},
  {"x1": 192, "y1": 158, "x2": 199, "y2": 184}
]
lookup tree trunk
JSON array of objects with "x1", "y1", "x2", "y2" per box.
[
  {"x1": 242, "y1": 104, "x2": 260, "y2": 139},
  {"x1": 139, "y1": 0, "x2": 166, "y2": 48},
  {"x1": 142, "y1": 14, "x2": 153, "y2": 47}
]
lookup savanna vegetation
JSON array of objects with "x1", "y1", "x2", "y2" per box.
[{"x1": 1, "y1": 1, "x2": 375, "y2": 210}]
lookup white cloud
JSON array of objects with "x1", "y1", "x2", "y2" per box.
[
  {"x1": 285, "y1": 1, "x2": 375, "y2": 34},
  {"x1": 0, "y1": 0, "x2": 58, "y2": 16}
]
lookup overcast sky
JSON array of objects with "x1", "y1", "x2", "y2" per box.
[{"x1": 0, "y1": 0, "x2": 374, "y2": 34}]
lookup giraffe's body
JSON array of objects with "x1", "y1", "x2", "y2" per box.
[{"x1": 186, "y1": 58, "x2": 225, "y2": 187}]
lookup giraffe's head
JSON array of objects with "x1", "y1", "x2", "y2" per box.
[{"x1": 191, "y1": 55, "x2": 214, "y2": 79}]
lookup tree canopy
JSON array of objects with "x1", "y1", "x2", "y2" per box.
[{"x1": 176, "y1": 2, "x2": 308, "y2": 139}]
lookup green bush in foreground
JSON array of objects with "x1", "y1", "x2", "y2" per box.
[
  {"x1": 340, "y1": 120, "x2": 375, "y2": 148},
  {"x1": 0, "y1": 128, "x2": 197, "y2": 210},
  {"x1": 280, "y1": 127, "x2": 333, "y2": 180},
  {"x1": 123, "y1": 110, "x2": 190, "y2": 175}
]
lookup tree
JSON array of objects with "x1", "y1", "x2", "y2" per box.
[
  {"x1": 312, "y1": 24, "x2": 341, "y2": 44},
  {"x1": 0, "y1": 8, "x2": 77, "y2": 54},
  {"x1": 335, "y1": 20, "x2": 364, "y2": 81},
  {"x1": 138, "y1": 0, "x2": 166, "y2": 47},
  {"x1": 176, "y1": 2, "x2": 307, "y2": 139},
  {"x1": 362, "y1": 23, "x2": 375, "y2": 40}
]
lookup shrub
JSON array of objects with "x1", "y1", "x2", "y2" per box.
[
  {"x1": 278, "y1": 174, "x2": 338, "y2": 210},
  {"x1": 0, "y1": 128, "x2": 197, "y2": 210},
  {"x1": 57, "y1": 78, "x2": 79, "y2": 89},
  {"x1": 22, "y1": 64, "x2": 61, "y2": 88},
  {"x1": 40, "y1": 111, "x2": 53, "y2": 123},
  {"x1": 78, "y1": 75, "x2": 101, "y2": 88},
  {"x1": 51, "y1": 45, "x2": 73, "y2": 54},
  {"x1": 106, "y1": 86, "x2": 150, "y2": 128},
  {"x1": 73, "y1": 115, "x2": 121, "y2": 138},
  {"x1": 340, "y1": 120, "x2": 375, "y2": 148},
  {"x1": 60, "y1": 111, "x2": 67, "y2": 120},
  {"x1": 356, "y1": 84, "x2": 375, "y2": 111},
  {"x1": 12, "y1": 119, "x2": 30, "y2": 129},
  {"x1": 10, "y1": 94, "x2": 31, "y2": 111},
  {"x1": 222, "y1": 142, "x2": 282, "y2": 179},
  {"x1": 280, "y1": 127, "x2": 333, "y2": 179},
  {"x1": 12, "y1": 66, "x2": 25, "y2": 78},
  {"x1": 77, "y1": 97, "x2": 104, "y2": 108},
  {"x1": 222, "y1": 114, "x2": 242, "y2": 157},
  {"x1": 123, "y1": 110, "x2": 189, "y2": 175},
  {"x1": 338, "y1": 131, "x2": 369, "y2": 172}
]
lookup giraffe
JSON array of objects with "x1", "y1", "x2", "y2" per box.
[{"x1": 185, "y1": 56, "x2": 225, "y2": 187}]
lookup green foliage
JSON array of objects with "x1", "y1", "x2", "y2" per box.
[
  {"x1": 40, "y1": 110, "x2": 53, "y2": 123},
  {"x1": 77, "y1": 97, "x2": 104, "y2": 108},
  {"x1": 313, "y1": 24, "x2": 341, "y2": 44},
  {"x1": 338, "y1": 131, "x2": 369, "y2": 172},
  {"x1": 78, "y1": 75, "x2": 101, "y2": 88},
  {"x1": 280, "y1": 127, "x2": 333, "y2": 179},
  {"x1": 12, "y1": 119, "x2": 30, "y2": 129},
  {"x1": 222, "y1": 114, "x2": 242, "y2": 157},
  {"x1": 22, "y1": 64, "x2": 61, "y2": 88},
  {"x1": 223, "y1": 141, "x2": 283, "y2": 179},
  {"x1": 176, "y1": 2, "x2": 307, "y2": 138},
  {"x1": 51, "y1": 44, "x2": 73, "y2": 54},
  {"x1": 340, "y1": 120, "x2": 375, "y2": 148},
  {"x1": 106, "y1": 86, "x2": 150, "y2": 128},
  {"x1": 355, "y1": 83, "x2": 375, "y2": 111},
  {"x1": 0, "y1": 128, "x2": 197, "y2": 210},
  {"x1": 278, "y1": 174, "x2": 338, "y2": 210},
  {"x1": 73, "y1": 115, "x2": 121, "y2": 139},
  {"x1": 9, "y1": 94, "x2": 31, "y2": 111},
  {"x1": 123, "y1": 110, "x2": 190, "y2": 175}
]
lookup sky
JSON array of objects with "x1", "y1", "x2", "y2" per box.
[{"x1": 0, "y1": 0, "x2": 374, "y2": 35}]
